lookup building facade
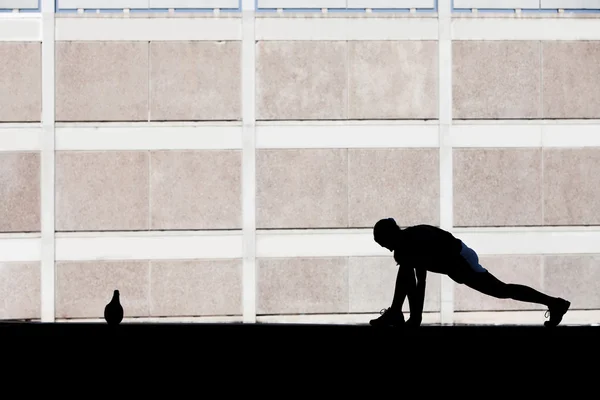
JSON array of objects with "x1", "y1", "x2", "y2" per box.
[{"x1": 1, "y1": 0, "x2": 599, "y2": 325}]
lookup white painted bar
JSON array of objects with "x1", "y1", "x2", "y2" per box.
[
  {"x1": 253, "y1": 227, "x2": 600, "y2": 258},
  {"x1": 452, "y1": 18, "x2": 600, "y2": 40},
  {"x1": 347, "y1": 0, "x2": 436, "y2": 8},
  {"x1": 256, "y1": 123, "x2": 439, "y2": 148},
  {"x1": 451, "y1": 124, "x2": 543, "y2": 147},
  {"x1": 149, "y1": 0, "x2": 240, "y2": 7},
  {"x1": 257, "y1": 0, "x2": 345, "y2": 8},
  {"x1": 453, "y1": 0, "x2": 540, "y2": 9},
  {"x1": 454, "y1": 227, "x2": 600, "y2": 255},
  {"x1": 55, "y1": 17, "x2": 243, "y2": 41},
  {"x1": 541, "y1": 0, "x2": 600, "y2": 9},
  {"x1": 0, "y1": 0, "x2": 38, "y2": 8},
  {"x1": 57, "y1": 0, "x2": 149, "y2": 8},
  {"x1": 2, "y1": 122, "x2": 598, "y2": 151},
  {"x1": 41, "y1": 0, "x2": 56, "y2": 324},
  {"x1": 0, "y1": 127, "x2": 42, "y2": 151},
  {"x1": 0, "y1": 227, "x2": 595, "y2": 262},
  {"x1": 256, "y1": 17, "x2": 438, "y2": 40},
  {"x1": 453, "y1": 310, "x2": 600, "y2": 325},
  {"x1": 438, "y1": 0, "x2": 453, "y2": 325},
  {"x1": 55, "y1": 232, "x2": 243, "y2": 261},
  {"x1": 542, "y1": 124, "x2": 600, "y2": 147},
  {"x1": 55, "y1": 125, "x2": 242, "y2": 150},
  {"x1": 0, "y1": 237, "x2": 41, "y2": 262},
  {"x1": 0, "y1": 18, "x2": 42, "y2": 41},
  {"x1": 241, "y1": 0, "x2": 257, "y2": 323}
]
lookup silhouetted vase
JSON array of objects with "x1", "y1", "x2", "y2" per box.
[{"x1": 104, "y1": 289, "x2": 124, "y2": 326}]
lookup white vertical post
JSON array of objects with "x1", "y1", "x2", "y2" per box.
[
  {"x1": 241, "y1": 0, "x2": 257, "y2": 323},
  {"x1": 40, "y1": 0, "x2": 56, "y2": 322},
  {"x1": 438, "y1": 0, "x2": 454, "y2": 325}
]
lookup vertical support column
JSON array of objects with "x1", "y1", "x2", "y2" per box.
[
  {"x1": 438, "y1": 0, "x2": 454, "y2": 326},
  {"x1": 241, "y1": 0, "x2": 257, "y2": 323},
  {"x1": 40, "y1": 0, "x2": 56, "y2": 322}
]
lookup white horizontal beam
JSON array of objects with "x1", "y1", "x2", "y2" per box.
[
  {"x1": 0, "y1": 127, "x2": 42, "y2": 151},
  {"x1": 257, "y1": 0, "x2": 345, "y2": 8},
  {"x1": 255, "y1": 17, "x2": 439, "y2": 40},
  {"x1": 54, "y1": 231, "x2": 243, "y2": 261},
  {"x1": 256, "y1": 123, "x2": 439, "y2": 148},
  {"x1": 347, "y1": 1, "x2": 436, "y2": 8},
  {"x1": 57, "y1": 0, "x2": 149, "y2": 8},
  {"x1": 148, "y1": 0, "x2": 240, "y2": 8},
  {"x1": 0, "y1": 0, "x2": 39, "y2": 8},
  {"x1": 451, "y1": 122, "x2": 600, "y2": 148},
  {"x1": 2, "y1": 227, "x2": 600, "y2": 262},
  {"x1": 1, "y1": 122, "x2": 599, "y2": 151},
  {"x1": 55, "y1": 17, "x2": 242, "y2": 41},
  {"x1": 452, "y1": 18, "x2": 600, "y2": 41},
  {"x1": 541, "y1": 0, "x2": 600, "y2": 9},
  {"x1": 453, "y1": 0, "x2": 540, "y2": 9},
  {"x1": 257, "y1": 227, "x2": 600, "y2": 257},
  {"x1": 54, "y1": 125, "x2": 242, "y2": 150},
  {"x1": 0, "y1": 236, "x2": 41, "y2": 262},
  {"x1": 0, "y1": 18, "x2": 42, "y2": 41}
]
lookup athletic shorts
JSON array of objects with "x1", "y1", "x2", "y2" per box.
[{"x1": 459, "y1": 241, "x2": 487, "y2": 273}]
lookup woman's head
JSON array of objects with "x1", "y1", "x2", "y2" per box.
[{"x1": 373, "y1": 218, "x2": 401, "y2": 252}]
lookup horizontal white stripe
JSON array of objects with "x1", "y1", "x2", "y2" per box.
[
  {"x1": 0, "y1": 127, "x2": 42, "y2": 151},
  {"x1": 256, "y1": 122, "x2": 439, "y2": 148},
  {"x1": 0, "y1": 237, "x2": 41, "y2": 262},
  {"x1": 541, "y1": 0, "x2": 600, "y2": 9},
  {"x1": 0, "y1": 18, "x2": 41, "y2": 41},
  {"x1": 451, "y1": 122, "x2": 600, "y2": 148},
  {"x1": 255, "y1": 17, "x2": 439, "y2": 40},
  {"x1": 49, "y1": 310, "x2": 600, "y2": 325},
  {"x1": 0, "y1": 0, "x2": 38, "y2": 8},
  {"x1": 55, "y1": 17, "x2": 242, "y2": 41},
  {"x1": 452, "y1": 18, "x2": 600, "y2": 41},
  {"x1": 347, "y1": 0, "x2": 436, "y2": 8},
  {"x1": 453, "y1": 310, "x2": 600, "y2": 325},
  {"x1": 257, "y1": 0, "x2": 345, "y2": 7},
  {"x1": 454, "y1": 0, "x2": 540, "y2": 8},
  {"x1": 2, "y1": 122, "x2": 600, "y2": 151},
  {"x1": 2, "y1": 227, "x2": 600, "y2": 262},
  {"x1": 149, "y1": 0, "x2": 240, "y2": 7},
  {"x1": 55, "y1": 125, "x2": 242, "y2": 150},
  {"x1": 54, "y1": 231, "x2": 243, "y2": 261}
]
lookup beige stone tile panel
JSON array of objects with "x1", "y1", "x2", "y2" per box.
[
  {"x1": 348, "y1": 41, "x2": 438, "y2": 119},
  {"x1": 150, "y1": 41, "x2": 242, "y2": 121},
  {"x1": 543, "y1": 148, "x2": 600, "y2": 226},
  {"x1": 256, "y1": 149, "x2": 348, "y2": 228},
  {"x1": 0, "y1": 262, "x2": 40, "y2": 320},
  {"x1": 453, "y1": 148, "x2": 543, "y2": 227},
  {"x1": 0, "y1": 152, "x2": 40, "y2": 233},
  {"x1": 348, "y1": 148, "x2": 439, "y2": 228},
  {"x1": 55, "y1": 151, "x2": 149, "y2": 231},
  {"x1": 150, "y1": 150, "x2": 242, "y2": 230},
  {"x1": 543, "y1": 41, "x2": 600, "y2": 119},
  {"x1": 55, "y1": 41, "x2": 149, "y2": 121},
  {"x1": 257, "y1": 257, "x2": 349, "y2": 315},
  {"x1": 55, "y1": 260, "x2": 150, "y2": 319},
  {"x1": 150, "y1": 259, "x2": 242, "y2": 317},
  {"x1": 256, "y1": 41, "x2": 348, "y2": 120},
  {"x1": 453, "y1": 41, "x2": 541, "y2": 119},
  {"x1": 0, "y1": 42, "x2": 41, "y2": 122}
]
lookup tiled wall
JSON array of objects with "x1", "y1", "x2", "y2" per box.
[{"x1": 1, "y1": 4, "x2": 600, "y2": 323}]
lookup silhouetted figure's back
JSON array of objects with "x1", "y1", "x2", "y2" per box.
[{"x1": 104, "y1": 290, "x2": 124, "y2": 326}]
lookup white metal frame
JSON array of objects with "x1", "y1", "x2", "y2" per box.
[{"x1": 2, "y1": 2, "x2": 600, "y2": 323}]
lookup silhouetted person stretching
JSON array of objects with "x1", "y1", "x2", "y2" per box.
[{"x1": 370, "y1": 218, "x2": 570, "y2": 328}]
